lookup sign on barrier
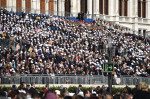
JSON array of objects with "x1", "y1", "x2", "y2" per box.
[{"x1": 103, "y1": 63, "x2": 114, "y2": 72}]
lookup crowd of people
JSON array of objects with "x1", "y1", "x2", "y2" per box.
[
  {"x1": 0, "y1": 7, "x2": 150, "y2": 79},
  {"x1": 0, "y1": 82, "x2": 150, "y2": 99}
]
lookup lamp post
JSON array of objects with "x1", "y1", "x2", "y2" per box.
[{"x1": 107, "y1": 32, "x2": 113, "y2": 94}]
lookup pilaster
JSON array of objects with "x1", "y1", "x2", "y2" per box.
[{"x1": 87, "y1": 0, "x2": 92, "y2": 18}]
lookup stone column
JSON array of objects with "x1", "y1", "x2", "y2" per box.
[
  {"x1": 108, "y1": 0, "x2": 113, "y2": 16},
  {"x1": 140, "y1": 28, "x2": 143, "y2": 36},
  {"x1": 45, "y1": 0, "x2": 49, "y2": 14},
  {"x1": 93, "y1": 0, "x2": 99, "y2": 19},
  {"x1": 22, "y1": 0, "x2": 25, "y2": 11},
  {"x1": 7, "y1": 0, "x2": 12, "y2": 11},
  {"x1": 54, "y1": 0, "x2": 57, "y2": 15},
  {"x1": 31, "y1": 0, "x2": 37, "y2": 13},
  {"x1": 76, "y1": 0, "x2": 80, "y2": 14},
  {"x1": 58, "y1": 0, "x2": 61, "y2": 16},
  {"x1": 147, "y1": 0, "x2": 150, "y2": 23},
  {"x1": 128, "y1": 0, "x2": 133, "y2": 17},
  {"x1": 61, "y1": 0, "x2": 65, "y2": 16},
  {"x1": 87, "y1": 0, "x2": 92, "y2": 18},
  {"x1": 146, "y1": 31, "x2": 150, "y2": 37},
  {"x1": 7, "y1": 0, "x2": 16, "y2": 11},
  {"x1": 108, "y1": 0, "x2": 114, "y2": 21},
  {"x1": 37, "y1": 0, "x2": 41, "y2": 14},
  {"x1": 141, "y1": 0, "x2": 143, "y2": 18},
  {"x1": 71, "y1": 0, "x2": 77, "y2": 17},
  {"x1": 12, "y1": 0, "x2": 16, "y2": 12},
  {"x1": 133, "y1": 0, "x2": 138, "y2": 33},
  {"x1": 115, "y1": 0, "x2": 119, "y2": 24}
]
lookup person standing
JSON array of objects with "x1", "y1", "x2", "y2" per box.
[
  {"x1": 133, "y1": 82, "x2": 150, "y2": 99},
  {"x1": 76, "y1": 84, "x2": 83, "y2": 94},
  {"x1": 29, "y1": 83, "x2": 38, "y2": 98}
]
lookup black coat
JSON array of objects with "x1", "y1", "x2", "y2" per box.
[
  {"x1": 76, "y1": 88, "x2": 82, "y2": 94},
  {"x1": 133, "y1": 90, "x2": 150, "y2": 99},
  {"x1": 29, "y1": 87, "x2": 38, "y2": 97}
]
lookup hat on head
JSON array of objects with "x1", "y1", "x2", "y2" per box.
[{"x1": 46, "y1": 93, "x2": 57, "y2": 99}]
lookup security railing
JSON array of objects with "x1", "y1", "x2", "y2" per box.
[
  {"x1": 0, "y1": 75, "x2": 150, "y2": 85},
  {"x1": 0, "y1": 75, "x2": 104, "y2": 85}
]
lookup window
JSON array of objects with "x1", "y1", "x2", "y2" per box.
[
  {"x1": 1, "y1": 0, "x2": 7, "y2": 8},
  {"x1": 81, "y1": 0, "x2": 87, "y2": 14},
  {"x1": 40, "y1": 0, "x2": 45, "y2": 14},
  {"x1": 138, "y1": 30, "x2": 141, "y2": 35},
  {"x1": 104, "y1": 0, "x2": 109, "y2": 15},
  {"x1": 142, "y1": 0, "x2": 146, "y2": 18},
  {"x1": 138, "y1": 0, "x2": 146, "y2": 18},
  {"x1": 124, "y1": 0, "x2": 128, "y2": 16},
  {"x1": 119, "y1": 0, "x2": 128, "y2": 16},
  {"x1": 49, "y1": 0, "x2": 54, "y2": 15},
  {"x1": 99, "y1": 0, "x2": 109, "y2": 15},
  {"x1": 138, "y1": 0, "x2": 141, "y2": 17},
  {"x1": 99, "y1": 0, "x2": 103, "y2": 14},
  {"x1": 16, "y1": 0, "x2": 22, "y2": 12},
  {"x1": 143, "y1": 30, "x2": 146, "y2": 38},
  {"x1": 119, "y1": 0, "x2": 122, "y2": 16},
  {"x1": 25, "y1": 0, "x2": 31, "y2": 13}
]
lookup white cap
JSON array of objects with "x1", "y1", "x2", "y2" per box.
[{"x1": 68, "y1": 93, "x2": 75, "y2": 96}]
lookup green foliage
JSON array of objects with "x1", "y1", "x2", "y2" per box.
[
  {"x1": 1, "y1": 86, "x2": 12, "y2": 91},
  {"x1": 36, "y1": 87, "x2": 45, "y2": 92},
  {"x1": 0, "y1": 86, "x2": 146, "y2": 94},
  {"x1": 148, "y1": 89, "x2": 150, "y2": 93},
  {"x1": 50, "y1": 86, "x2": 60, "y2": 91},
  {"x1": 112, "y1": 87, "x2": 123, "y2": 95},
  {"x1": 67, "y1": 86, "x2": 77, "y2": 93},
  {"x1": 81, "y1": 87, "x2": 92, "y2": 92}
]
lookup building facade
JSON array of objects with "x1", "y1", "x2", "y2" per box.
[{"x1": 0, "y1": 0, "x2": 150, "y2": 35}]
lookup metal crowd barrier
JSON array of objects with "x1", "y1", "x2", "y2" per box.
[
  {"x1": 0, "y1": 75, "x2": 105, "y2": 85},
  {"x1": 1, "y1": 75, "x2": 150, "y2": 85}
]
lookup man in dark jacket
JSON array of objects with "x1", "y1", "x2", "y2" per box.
[
  {"x1": 29, "y1": 83, "x2": 38, "y2": 97},
  {"x1": 76, "y1": 84, "x2": 82, "y2": 94},
  {"x1": 133, "y1": 82, "x2": 150, "y2": 99}
]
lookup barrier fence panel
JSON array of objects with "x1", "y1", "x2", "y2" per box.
[{"x1": 1, "y1": 75, "x2": 149, "y2": 85}]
